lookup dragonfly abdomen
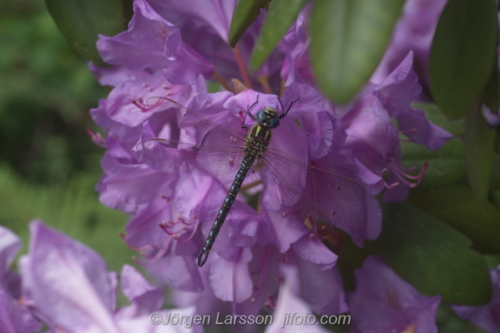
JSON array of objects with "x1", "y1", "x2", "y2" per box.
[{"x1": 197, "y1": 153, "x2": 258, "y2": 267}]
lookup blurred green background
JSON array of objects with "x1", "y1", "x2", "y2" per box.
[{"x1": 0, "y1": 0, "x2": 133, "y2": 271}]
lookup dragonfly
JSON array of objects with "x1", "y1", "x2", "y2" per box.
[{"x1": 136, "y1": 96, "x2": 365, "y2": 267}]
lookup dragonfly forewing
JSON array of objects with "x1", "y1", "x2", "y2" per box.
[
  {"x1": 146, "y1": 97, "x2": 247, "y2": 145},
  {"x1": 136, "y1": 138, "x2": 247, "y2": 177},
  {"x1": 258, "y1": 156, "x2": 334, "y2": 228},
  {"x1": 264, "y1": 147, "x2": 365, "y2": 201}
]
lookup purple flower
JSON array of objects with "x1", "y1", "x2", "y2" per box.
[
  {"x1": 17, "y1": 220, "x2": 200, "y2": 333},
  {"x1": 0, "y1": 226, "x2": 22, "y2": 298},
  {"x1": 348, "y1": 256, "x2": 441, "y2": 333},
  {"x1": 0, "y1": 226, "x2": 41, "y2": 333},
  {"x1": 338, "y1": 52, "x2": 452, "y2": 203},
  {"x1": 372, "y1": 0, "x2": 448, "y2": 99},
  {"x1": 147, "y1": 0, "x2": 283, "y2": 89},
  {"x1": 0, "y1": 290, "x2": 41, "y2": 333},
  {"x1": 88, "y1": 0, "x2": 453, "y2": 325},
  {"x1": 279, "y1": 4, "x2": 314, "y2": 86},
  {"x1": 264, "y1": 266, "x2": 331, "y2": 333},
  {"x1": 97, "y1": 0, "x2": 213, "y2": 86},
  {"x1": 482, "y1": 105, "x2": 500, "y2": 127},
  {"x1": 451, "y1": 264, "x2": 500, "y2": 333}
]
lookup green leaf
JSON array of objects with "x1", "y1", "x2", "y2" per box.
[
  {"x1": 482, "y1": 56, "x2": 499, "y2": 112},
  {"x1": 228, "y1": 0, "x2": 271, "y2": 47},
  {"x1": 45, "y1": 0, "x2": 130, "y2": 66},
  {"x1": 249, "y1": 0, "x2": 308, "y2": 71},
  {"x1": 492, "y1": 155, "x2": 500, "y2": 191},
  {"x1": 429, "y1": 0, "x2": 497, "y2": 119},
  {"x1": 496, "y1": 129, "x2": 500, "y2": 154},
  {"x1": 409, "y1": 184, "x2": 500, "y2": 255},
  {"x1": 464, "y1": 106, "x2": 496, "y2": 204},
  {"x1": 401, "y1": 139, "x2": 466, "y2": 189},
  {"x1": 310, "y1": 0, "x2": 405, "y2": 104},
  {"x1": 336, "y1": 232, "x2": 376, "y2": 292},
  {"x1": 374, "y1": 202, "x2": 492, "y2": 305},
  {"x1": 437, "y1": 304, "x2": 490, "y2": 333},
  {"x1": 0, "y1": 165, "x2": 132, "y2": 272}
]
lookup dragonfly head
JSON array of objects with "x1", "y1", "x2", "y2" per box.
[{"x1": 256, "y1": 107, "x2": 280, "y2": 128}]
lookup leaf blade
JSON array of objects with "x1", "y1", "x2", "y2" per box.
[
  {"x1": 409, "y1": 185, "x2": 500, "y2": 255},
  {"x1": 429, "y1": 0, "x2": 498, "y2": 119},
  {"x1": 249, "y1": 0, "x2": 308, "y2": 72},
  {"x1": 310, "y1": 0, "x2": 405, "y2": 104},
  {"x1": 374, "y1": 202, "x2": 492, "y2": 305},
  {"x1": 464, "y1": 107, "x2": 497, "y2": 204},
  {"x1": 45, "y1": 0, "x2": 130, "y2": 66},
  {"x1": 228, "y1": 0, "x2": 271, "y2": 47}
]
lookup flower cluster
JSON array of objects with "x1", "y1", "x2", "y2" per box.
[
  {"x1": 0, "y1": 222, "x2": 199, "y2": 333},
  {"x1": 85, "y1": 0, "x2": 461, "y2": 331}
]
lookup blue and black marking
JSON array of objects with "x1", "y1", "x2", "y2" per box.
[{"x1": 197, "y1": 152, "x2": 258, "y2": 266}]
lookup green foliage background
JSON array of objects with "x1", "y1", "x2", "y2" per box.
[{"x1": 0, "y1": 0, "x2": 133, "y2": 272}]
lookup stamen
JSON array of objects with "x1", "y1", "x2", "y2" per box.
[
  {"x1": 279, "y1": 80, "x2": 286, "y2": 97},
  {"x1": 390, "y1": 161, "x2": 417, "y2": 174},
  {"x1": 383, "y1": 180, "x2": 400, "y2": 189},
  {"x1": 387, "y1": 161, "x2": 428, "y2": 188},
  {"x1": 213, "y1": 71, "x2": 234, "y2": 93},
  {"x1": 233, "y1": 46, "x2": 252, "y2": 89},
  {"x1": 231, "y1": 78, "x2": 247, "y2": 93},
  {"x1": 19, "y1": 296, "x2": 35, "y2": 307},
  {"x1": 160, "y1": 194, "x2": 171, "y2": 202},
  {"x1": 265, "y1": 294, "x2": 276, "y2": 310},
  {"x1": 257, "y1": 75, "x2": 273, "y2": 94},
  {"x1": 85, "y1": 129, "x2": 106, "y2": 147},
  {"x1": 399, "y1": 127, "x2": 418, "y2": 134},
  {"x1": 158, "y1": 213, "x2": 200, "y2": 244},
  {"x1": 132, "y1": 98, "x2": 157, "y2": 112},
  {"x1": 264, "y1": 302, "x2": 273, "y2": 311},
  {"x1": 399, "y1": 138, "x2": 415, "y2": 143},
  {"x1": 139, "y1": 237, "x2": 173, "y2": 264},
  {"x1": 120, "y1": 233, "x2": 155, "y2": 252}
]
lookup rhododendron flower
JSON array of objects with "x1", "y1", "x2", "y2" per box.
[
  {"x1": 348, "y1": 256, "x2": 441, "y2": 333},
  {"x1": 87, "y1": 0, "x2": 452, "y2": 330},
  {"x1": 372, "y1": 0, "x2": 448, "y2": 99},
  {"x1": 0, "y1": 226, "x2": 41, "y2": 333},
  {"x1": 1, "y1": 221, "x2": 200, "y2": 333}
]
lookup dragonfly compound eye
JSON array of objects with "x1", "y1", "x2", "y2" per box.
[
  {"x1": 267, "y1": 117, "x2": 280, "y2": 128},
  {"x1": 256, "y1": 108, "x2": 280, "y2": 128}
]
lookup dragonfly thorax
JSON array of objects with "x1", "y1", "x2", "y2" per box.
[
  {"x1": 246, "y1": 124, "x2": 272, "y2": 153},
  {"x1": 256, "y1": 107, "x2": 280, "y2": 128}
]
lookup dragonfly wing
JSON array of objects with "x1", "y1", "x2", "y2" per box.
[
  {"x1": 264, "y1": 148, "x2": 365, "y2": 201},
  {"x1": 136, "y1": 139, "x2": 245, "y2": 177},
  {"x1": 145, "y1": 97, "x2": 247, "y2": 146},
  {"x1": 258, "y1": 155, "x2": 333, "y2": 228}
]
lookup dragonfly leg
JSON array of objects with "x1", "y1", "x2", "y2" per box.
[
  {"x1": 278, "y1": 97, "x2": 299, "y2": 119},
  {"x1": 242, "y1": 95, "x2": 260, "y2": 128}
]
